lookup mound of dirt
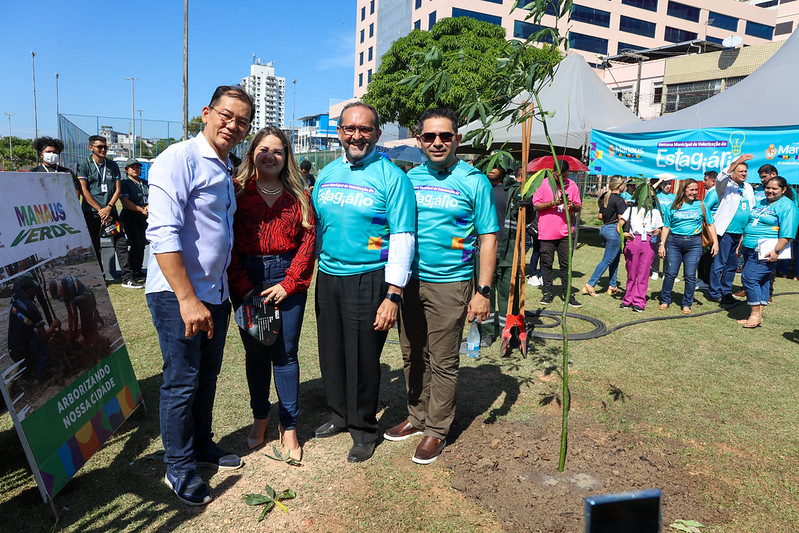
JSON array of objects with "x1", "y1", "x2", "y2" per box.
[{"x1": 442, "y1": 415, "x2": 727, "y2": 532}]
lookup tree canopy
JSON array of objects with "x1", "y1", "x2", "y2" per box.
[{"x1": 363, "y1": 16, "x2": 555, "y2": 132}]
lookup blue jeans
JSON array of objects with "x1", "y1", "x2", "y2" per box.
[
  {"x1": 587, "y1": 223, "x2": 622, "y2": 288},
  {"x1": 660, "y1": 234, "x2": 702, "y2": 308},
  {"x1": 708, "y1": 232, "x2": 741, "y2": 298},
  {"x1": 238, "y1": 253, "x2": 305, "y2": 430},
  {"x1": 741, "y1": 247, "x2": 775, "y2": 305},
  {"x1": 147, "y1": 291, "x2": 231, "y2": 476}
]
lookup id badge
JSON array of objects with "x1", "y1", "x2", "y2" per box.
[{"x1": 100, "y1": 181, "x2": 108, "y2": 193}]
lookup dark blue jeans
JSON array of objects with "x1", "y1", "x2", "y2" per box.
[
  {"x1": 147, "y1": 291, "x2": 230, "y2": 476},
  {"x1": 661, "y1": 234, "x2": 702, "y2": 308},
  {"x1": 708, "y1": 232, "x2": 741, "y2": 299},
  {"x1": 588, "y1": 223, "x2": 622, "y2": 288},
  {"x1": 238, "y1": 254, "x2": 305, "y2": 429},
  {"x1": 741, "y1": 247, "x2": 775, "y2": 305}
]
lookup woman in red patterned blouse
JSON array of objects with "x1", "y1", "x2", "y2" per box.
[{"x1": 228, "y1": 126, "x2": 315, "y2": 462}]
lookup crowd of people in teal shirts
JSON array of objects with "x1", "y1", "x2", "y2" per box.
[{"x1": 583, "y1": 154, "x2": 797, "y2": 328}]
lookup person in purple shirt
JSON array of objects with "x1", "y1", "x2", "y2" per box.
[{"x1": 145, "y1": 86, "x2": 253, "y2": 506}]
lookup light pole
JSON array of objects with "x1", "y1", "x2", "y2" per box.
[
  {"x1": 138, "y1": 109, "x2": 144, "y2": 157},
  {"x1": 31, "y1": 51, "x2": 39, "y2": 141},
  {"x1": 5, "y1": 112, "x2": 15, "y2": 170},
  {"x1": 125, "y1": 76, "x2": 138, "y2": 157},
  {"x1": 183, "y1": 0, "x2": 189, "y2": 140}
]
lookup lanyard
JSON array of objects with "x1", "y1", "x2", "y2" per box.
[{"x1": 92, "y1": 159, "x2": 107, "y2": 183}]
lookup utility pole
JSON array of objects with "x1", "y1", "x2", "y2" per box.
[
  {"x1": 5, "y1": 113, "x2": 15, "y2": 170},
  {"x1": 31, "y1": 51, "x2": 39, "y2": 141},
  {"x1": 183, "y1": 0, "x2": 189, "y2": 140},
  {"x1": 621, "y1": 51, "x2": 647, "y2": 117},
  {"x1": 125, "y1": 76, "x2": 138, "y2": 157},
  {"x1": 292, "y1": 78, "x2": 297, "y2": 150},
  {"x1": 138, "y1": 109, "x2": 144, "y2": 157}
]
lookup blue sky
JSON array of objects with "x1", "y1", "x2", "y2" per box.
[{"x1": 0, "y1": 0, "x2": 356, "y2": 140}]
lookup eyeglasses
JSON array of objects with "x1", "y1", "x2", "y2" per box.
[
  {"x1": 93, "y1": 144, "x2": 108, "y2": 150},
  {"x1": 210, "y1": 106, "x2": 251, "y2": 130},
  {"x1": 340, "y1": 125, "x2": 376, "y2": 136},
  {"x1": 420, "y1": 132, "x2": 455, "y2": 144}
]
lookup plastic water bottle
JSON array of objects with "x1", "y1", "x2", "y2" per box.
[{"x1": 466, "y1": 319, "x2": 480, "y2": 359}]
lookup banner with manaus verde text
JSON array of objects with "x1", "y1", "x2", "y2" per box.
[
  {"x1": 589, "y1": 126, "x2": 799, "y2": 183},
  {"x1": 0, "y1": 172, "x2": 142, "y2": 503}
]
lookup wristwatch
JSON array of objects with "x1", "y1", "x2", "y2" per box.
[
  {"x1": 476, "y1": 285, "x2": 491, "y2": 297},
  {"x1": 385, "y1": 292, "x2": 402, "y2": 304}
]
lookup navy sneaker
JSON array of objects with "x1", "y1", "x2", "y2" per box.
[
  {"x1": 165, "y1": 471, "x2": 212, "y2": 506},
  {"x1": 619, "y1": 302, "x2": 631, "y2": 309},
  {"x1": 196, "y1": 444, "x2": 243, "y2": 471},
  {"x1": 632, "y1": 305, "x2": 644, "y2": 313}
]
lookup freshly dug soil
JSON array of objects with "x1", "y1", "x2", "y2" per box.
[{"x1": 442, "y1": 415, "x2": 727, "y2": 532}]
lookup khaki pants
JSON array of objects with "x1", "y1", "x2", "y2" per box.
[{"x1": 398, "y1": 278, "x2": 471, "y2": 440}]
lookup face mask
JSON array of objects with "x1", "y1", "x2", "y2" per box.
[{"x1": 42, "y1": 152, "x2": 60, "y2": 165}]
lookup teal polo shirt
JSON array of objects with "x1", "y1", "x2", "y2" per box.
[{"x1": 77, "y1": 157, "x2": 121, "y2": 212}]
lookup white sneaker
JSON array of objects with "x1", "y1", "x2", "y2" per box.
[
  {"x1": 650, "y1": 272, "x2": 659, "y2": 280},
  {"x1": 528, "y1": 275, "x2": 542, "y2": 286},
  {"x1": 122, "y1": 280, "x2": 144, "y2": 289}
]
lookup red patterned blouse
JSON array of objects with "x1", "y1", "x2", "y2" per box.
[{"x1": 228, "y1": 180, "x2": 316, "y2": 299}]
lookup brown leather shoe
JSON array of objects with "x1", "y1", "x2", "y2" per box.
[
  {"x1": 412, "y1": 436, "x2": 445, "y2": 464},
  {"x1": 384, "y1": 420, "x2": 423, "y2": 442}
]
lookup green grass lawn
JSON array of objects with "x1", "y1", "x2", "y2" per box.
[{"x1": 2, "y1": 217, "x2": 799, "y2": 531}]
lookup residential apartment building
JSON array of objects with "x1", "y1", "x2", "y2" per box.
[
  {"x1": 748, "y1": 0, "x2": 799, "y2": 40},
  {"x1": 355, "y1": 0, "x2": 778, "y2": 97},
  {"x1": 241, "y1": 58, "x2": 286, "y2": 129},
  {"x1": 295, "y1": 113, "x2": 340, "y2": 153}
]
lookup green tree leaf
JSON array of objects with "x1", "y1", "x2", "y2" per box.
[{"x1": 243, "y1": 493, "x2": 272, "y2": 506}]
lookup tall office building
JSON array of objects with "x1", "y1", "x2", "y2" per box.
[
  {"x1": 354, "y1": 0, "x2": 779, "y2": 97},
  {"x1": 242, "y1": 58, "x2": 286, "y2": 129}
]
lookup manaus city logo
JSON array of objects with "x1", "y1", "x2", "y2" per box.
[{"x1": 11, "y1": 203, "x2": 81, "y2": 246}]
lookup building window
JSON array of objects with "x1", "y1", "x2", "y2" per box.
[
  {"x1": 653, "y1": 84, "x2": 663, "y2": 104},
  {"x1": 619, "y1": 16, "x2": 656, "y2": 38},
  {"x1": 615, "y1": 86, "x2": 635, "y2": 109},
  {"x1": 414, "y1": 19, "x2": 421, "y2": 29},
  {"x1": 775, "y1": 21, "x2": 793, "y2": 36},
  {"x1": 361, "y1": 6, "x2": 365, "y2": 20},
  {"x1": 370, "y1": 0, "x2": 374, "y2": 14},
  {"x1": 452, "y1": 8, "x2": 502, "y2": 26},
  {"x1": 568, "y1": 31, "x2": 608, "y2": 54},
  {"x1": 368, "y1": 69, "x2": 373, "y2": 83},
  {"x1": 618, "y1": 42, "x2": 645, "y2": 53},
  {"x1": 708, "y1": 11, "x2": 738, "y2": 32},
  {"x1": 519, "y1": 1, "x2": 558, "y2": 15},
  {"x1": 368, "y1": 47, "x2": 373, "y2": 61},
  {"x1": 429, "y1": 11, "x2": 436, "y2": 28},
  {"x1": 415, "y1": 0, "x2": 421, "y2": 9},
  {"x1": 621, "y1": 0, "x2": 657, "y2": 12},
  {"x1": 664, "y1": 79, "x2": 721, "y2": 113},
  {"x1": 667, "y1": 2, "x2": 699, "y2": 23},
  {"x1": 705, "y1": 35, "x2": 723, "y2": 45},
  {"x1": 514, "y1": 20, "x2": 553, "y2": 42},
  {"x1": 360, "y1": 29, "x2": 364, "y2": 43},
  {"x1": 664, "y1": 26, "x2": 697, "y2": 42},
  {"x1": 369, "y1": 23, "x2": 374, "y2": 37},
  {"x1": 359, "y1": 52, "x2": 364, "y2": 65},
  {"x1": 571, "y1": 5, "x2": 611, "y2": 28},
  {"x1": 745, "y1": 20, "x2": 774, "y2": 40},
  {"x1": 359, "y1": 73, "x2": 363, "y2": 87},
  {"x1": 483, "y1": 0, "x2": 503, "y2": 3}
]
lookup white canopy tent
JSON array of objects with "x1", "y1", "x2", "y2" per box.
[{"x1": 460, "y1": 54, "x2": 640, "y2": 153}]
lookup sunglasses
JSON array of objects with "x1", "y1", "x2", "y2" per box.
[
  {"x1": 93, "y1": 145, "x2": 108, "y2": 150},
  {"x1": 420, "y1": 132, "x2": 455, "y2": 143}
]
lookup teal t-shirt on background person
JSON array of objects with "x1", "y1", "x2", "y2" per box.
[
  {"x1": 665, "y1": 200, "x2": 713, "y2": 236},
  {"x1": 408, "y1": 160, "x2": 499, "y2": 282},
  {"x1": 312, "y1": 151, "x2": 416, "y2": 276},
  {"x1": 76, "y1": 157, "x2": 121, "y2": 212},
  {"x1": 742, "y1": 196, "x2": 798, "y2": 249}
]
